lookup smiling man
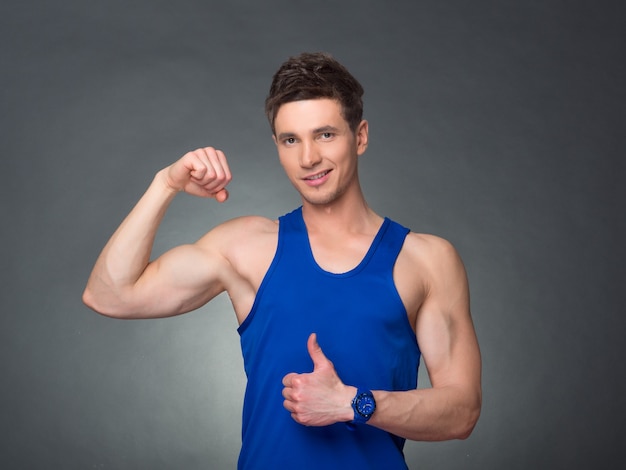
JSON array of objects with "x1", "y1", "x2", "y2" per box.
[{"x1": 83, "y1": 52, "x2": 482, "y2": 469}]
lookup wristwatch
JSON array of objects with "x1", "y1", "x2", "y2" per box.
[{"x1": 351, "y1": 388, "x2": 376, "y2": 425}]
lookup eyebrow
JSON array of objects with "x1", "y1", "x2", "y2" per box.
[
  {"x1": 276, "y1": 131, "x2": 296, "y2": 141},
  {"x1": 277, "y1": 126, "x2": 341, "y2": 141},
  {"x1": 313, "y1": 125, "x2": 341, "y2": 135}
]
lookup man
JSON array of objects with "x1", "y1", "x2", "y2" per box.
[{"x1": 83, "y1": 52, "x2": 481, "y2": 469}]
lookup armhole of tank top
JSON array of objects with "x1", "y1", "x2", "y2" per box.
[
  {"x1": 237, "y1": 218, "x2": 284, "y2": 336},
  {"x1": 389, "y1": 225, "x2": 420, "y2": 346}
]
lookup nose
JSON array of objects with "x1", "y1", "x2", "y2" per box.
[{"x1": 299, "y1": 140, "x2": 322, "y2": 168}]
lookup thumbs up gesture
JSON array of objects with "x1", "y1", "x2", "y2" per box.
[{"x1": 282, "y1": 333, "x2": 356, "y2": 426}]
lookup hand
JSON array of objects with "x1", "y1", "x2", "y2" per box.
[
  {"x1": 282, "y1": 333, "x2": 356, "y2": 427},
  {"x1": 163, "y1": 147, "x2": 232, "y2": 201}
]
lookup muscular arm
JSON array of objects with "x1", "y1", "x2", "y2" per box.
[
  {"x1": 367, "y1": 236, "x2": 481, "y2": 440},
  {"x1": 283, "y1": 236, "x2": 482, "y2": 441},
  {"x1": 82, "y1": 148, "x2": 232, "y2": 318}
]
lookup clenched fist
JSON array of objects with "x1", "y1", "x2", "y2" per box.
[{"x1": 163, "y1": 147, "x2": 232, "y2": 202}]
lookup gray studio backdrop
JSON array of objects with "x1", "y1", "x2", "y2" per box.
[{"x1": 2, "y1": 1, "x2": 624, "y2": 469}]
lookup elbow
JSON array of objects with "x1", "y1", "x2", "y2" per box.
[
  {"x1": 455, "y1": 394, "x2": 482, "y2": 440},
  {"x1": 455, "y1": 410, "x2": 480, "y2": 440},
  {"x1": 82, "y1": 287, "x2": 112, "y2": 317},
  {"x1": 82, "y1": 286, "x2": 132, "y2": 319},
  {"x1": 82, "y1": 287, "x2": 99, "y2": 313}
]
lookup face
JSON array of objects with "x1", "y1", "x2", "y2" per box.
[{"x1": 273, "y1": 98, "x2": 368, "y2": 207}]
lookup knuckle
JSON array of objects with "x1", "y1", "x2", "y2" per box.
[
  {"x1": 290, "y1": 390, "x2": 301, "y2": 402},
  {"x1": 204, "y1": 168, "x2": 216, "y2": 179}
]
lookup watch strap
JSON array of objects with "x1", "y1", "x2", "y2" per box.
[{"x1": 350, "y1": 388, "x2": 376, "y2": 426}]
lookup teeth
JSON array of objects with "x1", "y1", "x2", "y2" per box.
[{"x1": 307, "y1": 171, "x2": 329, "y2": 180}]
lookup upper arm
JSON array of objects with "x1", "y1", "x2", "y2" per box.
[
  {"x1": 414, "y1": 237, "x2": 481, "y2": 396},
  {"x1": 98, "y1": 215, "x2": 277, "y2": 320},
  {"x1": 91, "y1": 228, "x2": 234, "y2": 319},
  {"x1": 132, "y1": 241, "x2": 230, "y2": 317}
]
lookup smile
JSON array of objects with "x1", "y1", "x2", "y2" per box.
[{"x1": 304, "y1": 170, "x2": 331, "y2": 181}]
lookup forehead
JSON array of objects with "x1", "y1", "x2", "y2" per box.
[{"x1": 274, "y1": 98, "x2": 347, "y2": 133}]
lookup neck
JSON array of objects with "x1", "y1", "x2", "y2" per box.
[{"x1": 301, "y1": 187, "x2": 381, "y2": 235}]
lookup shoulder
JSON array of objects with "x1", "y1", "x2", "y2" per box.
[
  {"x1": 402, "y1": 232, "x2": 462, "y2": 266},
  {"x1": 399, "y1": 231, "x2": 468, "y2": 292},
  {"x1": 218, "y1": 214, "x2": 279, "y2": 232},
  {"x1": 197, "y1": 215, "x2": 279, "y2": 274},
  {"x1": 197, "y1": 215, "x2": 278, "y2": 247},
  {"x1": 392, "y1": 230, "x2": 472, "y2": 338}
]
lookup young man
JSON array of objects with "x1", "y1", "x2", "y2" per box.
[{"x1": 83, "y1": 52, "x2": 481, "y2": 469}]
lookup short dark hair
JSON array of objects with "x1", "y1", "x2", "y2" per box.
[{"x1": 265, "y1": 52, "x2": 364, "y2": 134}]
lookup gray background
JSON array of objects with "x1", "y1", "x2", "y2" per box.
[{"x1": 1, "y1": 0, "x2": 624, "y2": 468}]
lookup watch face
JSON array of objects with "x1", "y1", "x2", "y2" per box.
[{"x1": 356, "y1": 394, "x2": 376, "y2": 417}]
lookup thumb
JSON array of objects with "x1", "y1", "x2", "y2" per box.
[
  {"x1": 213, "y1": 188, "x2": 229, "y2": 203},
  {"x1": 307, "y1": 333, "x2": 330, "y2": 370}
]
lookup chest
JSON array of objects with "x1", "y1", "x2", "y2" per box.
[
  {"x1": 307, "y1": 233, "x2": 428, "y2": 330},
  {"x1": 307, "y1": 232, "x2": 375, "y2": 274}
]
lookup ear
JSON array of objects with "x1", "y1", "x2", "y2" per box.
[
  {"x1": 356, "y1": 120, "x2": 369, "y2": 156},
  {"x1": 272, "y1": 133, "x2": 278, "y2": 146}
]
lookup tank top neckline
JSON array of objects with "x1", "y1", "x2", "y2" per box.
[{"x1": 292, "y1": 207, "x2": 390, "y2": 278}]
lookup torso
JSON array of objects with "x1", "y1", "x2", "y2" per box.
[
  {"x1": 214, "y1": 214, "x2": 431, "y2": 332},
  {"x1": 235, "y1": 208, "x2": 420, "y2": 469}
]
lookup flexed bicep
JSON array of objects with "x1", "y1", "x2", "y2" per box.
[{"x1": 128, "y1": 242, "x2": 230, "y2": 318}]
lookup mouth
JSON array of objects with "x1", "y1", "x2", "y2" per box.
[{"x1": 303, "y1": 170, "x2": 331, "y2": 181}]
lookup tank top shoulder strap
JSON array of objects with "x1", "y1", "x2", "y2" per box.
[
  {"x1": 277, "y1": 206, "x2": 308, "y2": 252},
  {"x1": 365, "y1": 218, "x2": 410, "y2": 273},
  {"x1": 278, "y1": 206, "x2": 305, "y2": 234}
]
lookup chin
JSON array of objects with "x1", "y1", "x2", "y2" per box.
[{"x1": 301, "y1": 189, "x2": 343, "y2": 206}]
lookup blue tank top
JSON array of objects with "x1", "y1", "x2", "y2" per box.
[{"x1": 237, "y1": 207, "x2": 420, "y2": 469}]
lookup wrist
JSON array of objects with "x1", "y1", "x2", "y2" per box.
[
  {"x1": 342, "y1": 385, "x2": 358, "y2": 422},
  {"x1": 155, "y1": 168, "x2": 183, "y2": 195},
  {"x1": 347, "y1": 387, "x2": 377, "y2": 429}
]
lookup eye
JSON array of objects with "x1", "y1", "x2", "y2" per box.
[
  {"x1": 320, "y1": 132, "x2": 334, "y2": 140},
  {"x1": 283, "y1": 137, "x2": 297, "y2": 145}
]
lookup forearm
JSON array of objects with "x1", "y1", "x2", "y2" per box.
[
  {"x1": 83, "y1": 169, "x2": 177, "y2": 314},
  {"x1": 369, "y1": 385, "x2": 481, "y2": 441},
  {"x1": 284, "y1": 334, "x2": 481, "y2": 440}
]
